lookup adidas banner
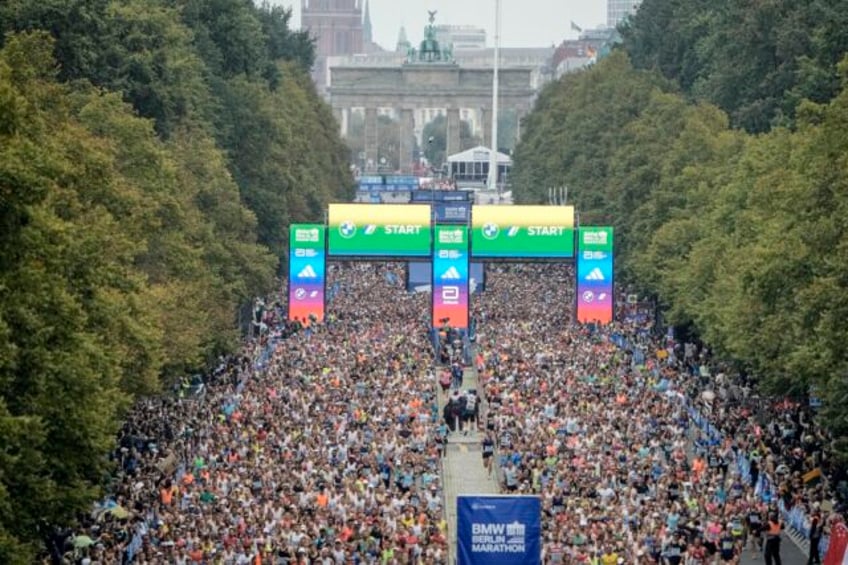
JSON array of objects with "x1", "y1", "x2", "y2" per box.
[
  {"x1": 432, "y1": 225, "x2": 469, "y2": 330},
  {"x1": 288, "y1": 224, "x2": 326, "y2": 325},
  {"x1": 576, "y1": 226, "x2": 614, "y2": 324},
  {"x1": 457, "y1": 495, "x2": 541, "y2": 565}
]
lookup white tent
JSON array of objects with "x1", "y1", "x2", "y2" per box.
[
  {"x1": 447, "y1": 146, "x2": 512, "y2": 165},
  {"x1": 447, "y1": 146, "x2": 511, "y2": 184}
]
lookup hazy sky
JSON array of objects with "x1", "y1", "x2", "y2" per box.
[{"x1": 274, "y1": 1, "x2": 608, "y2": 49}]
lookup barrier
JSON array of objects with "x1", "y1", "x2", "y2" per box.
[{"x1": 607, "y1": 332, "x2": 829, "y2": 559}]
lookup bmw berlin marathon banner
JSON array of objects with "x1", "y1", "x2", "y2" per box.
[
  {"x1": 432, "y1": 226, "x2": 469, "y2": 330},
  {"x1": 471, "y1": 205, "x2": 575, "y2": 259},
  {"x1": 576, "y1": 226, "x2": 614, "y2": 324},
  {"x1": 327, "y1": 203, "x2": 432, "y2": 258},
  {"x1": 457, "y1": 496, "x2": 542, "y2": 565},
  {"x1": 288, "y1": 224, "x2": 326, "y2": 324}
]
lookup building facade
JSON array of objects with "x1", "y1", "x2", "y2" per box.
[
  {"x1": 433, "y1": 25, "x2": 487, "y2": 51},
  {"x1": 607, "y1": 0, "x2": 642, "y2": 28},
  {"x1": 301, "y1": 0, "x2": 371, "y2": 94}
]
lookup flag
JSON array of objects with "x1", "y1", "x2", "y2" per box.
[
  {"x1": 803, "y1": 467, "x2": 823, "y2": 485},
  {"x1": 570, "y1": 21, "x2": 582, "y2": 33},
  {"x1": 824, "y1": 522, "x2": 848, "y2": 565}
]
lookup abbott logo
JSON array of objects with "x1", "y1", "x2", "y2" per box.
[{"x1": 441, "y1": 286, "x2": 460, "y2": 305}]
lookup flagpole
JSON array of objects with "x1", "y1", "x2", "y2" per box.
[{"x1": 487, "y1": 0, "x2": 501, "y2": 193}]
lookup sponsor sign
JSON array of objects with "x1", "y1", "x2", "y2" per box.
[
  {"x1": 576, "y1": 226, "x2": 614, "y2": 324},
  {"x1": 432, "y1": 226, "x2": 469, "y2": 329},
  {"x1": 328, "y1": 204, "x2": 432, "y2": 257},
  {"x1": 457, "y1": 496, "x2": 541, "y2": 565},
  {"x1": 471, "y1": 206, "x2": 575, "y2": 258},
  {"x1": 288, "y1": 224, "x2": 325, "y2": 324},
  {"x1": 434, "y1": 202, "x2": 471, "y2": 224}
]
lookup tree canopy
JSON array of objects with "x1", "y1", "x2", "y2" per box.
[
  {"x1": 620, "y1": 0, "x2": 848, "y2": 132},
  {"x1": 512, "y1": 42, "x2": 848, "y2": 459},
  {"x1": 0, "y1": 0, "x2": 352, "y2": 559}
]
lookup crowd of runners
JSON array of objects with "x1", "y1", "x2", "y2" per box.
[
  {"x1": 474, "y1": 265, "x2": 843, "y2": 564},
  {"x1": 59, "y1": 261, "x2": 845, "y2": 565},
  {"x1": 64, "y1": 264, "x2": 449, "y2": 564}
]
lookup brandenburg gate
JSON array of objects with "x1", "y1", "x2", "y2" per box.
[{"x1": 328, "y1": 12, "x2": 536, "y2": 173}]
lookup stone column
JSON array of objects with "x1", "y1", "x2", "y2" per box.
[
  {"x1": 481, "y1": 107, "x2": 493, "y2": 149},
  {"x1": 399, "y1": 108, "x2": 415, "y2": 174},
  {"x1": 332, "y1": 107, "x2": 343, "y2": 135},
  {"x1": 364, "y1": 108, "x2": 378, "y2": 172},
  {"x1": 515, "y1": 108, "x2": 526, "y2": 144},
  {"x1": 446, "y1": 107, "x2": 461, "y2": 159}
]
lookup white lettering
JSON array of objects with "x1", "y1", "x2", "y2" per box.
[
  {"x1": 472, "y1": 523, "x2": 505, "y2": 535},
  {"x1": 384, "y1": 225, "x2": 422, "y2": 235},
  {"x1": 527, "y1": 226, "x2": 566, "y2": 236}
]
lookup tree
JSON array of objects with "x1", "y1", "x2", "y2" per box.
[
  {"x1": 421, "y1": 114, "x2": 480, "y2": 168},
  {"x1": 0, "y1": 33, "x2": 159, "y2": 559},
  {"x1": 621, "y1": 0, "x2": 848, "y2": 132}
]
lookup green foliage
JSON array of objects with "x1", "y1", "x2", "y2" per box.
[
  {"x1": 621, "y1": 0, "x2": 848, "y2": 132},
  {"x1": 0, "y1": 0, "x2": 338, "y2": 551},
  {"x1": 421, "y1": 114, "x2": 480, "y2": 167},
  {"x1": 512, "y1": 48, "x2": 848, "y2": 461},
  {"x1": 346, "y1": 113, "x2": 410, "y2": 172}
]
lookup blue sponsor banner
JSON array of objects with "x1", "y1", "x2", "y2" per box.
[
  {"x1": 357, "y1": 176, "x2": 384, "y2": 192},
  {"x1": 457, "y1": 496, "x2": 541, "y2": 565},
  {"x1": 434, "y1": 202, "x2": 471, "y2": 224},
  {"x1": 411, "y1": 189, "x2": 474, "y2": 202}
]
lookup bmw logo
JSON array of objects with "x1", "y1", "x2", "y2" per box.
[
  {"x1": 582, "y1": 291, "x2": 594, "y2": 303},
  {"x1": 294, "y1": 288, "x2": 307, "y2": 300},
  {"x1": 481, "y1": 223, "x2": 499, "y2": 240},
  {"x1": 338, "y1": 220, "x2": 356, "y2": 239}
]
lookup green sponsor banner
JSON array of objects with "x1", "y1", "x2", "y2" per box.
[
  {"x1": 471, "y1": 205, "x2": 575, "y2": 258},
  {"x1": 328, "y1": 203, "x2": 432, "y2": 257}
]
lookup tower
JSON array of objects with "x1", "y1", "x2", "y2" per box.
[
  {"x1": 363, "y1": 0, "x2": 373, "y2": 45},
  {"x1": 301, "y1": 0, "x2": 365, "y2": 93}
]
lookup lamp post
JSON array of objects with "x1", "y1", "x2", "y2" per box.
[{"x1": 486, "y1": 0, "x2": 501, "y2": 192}]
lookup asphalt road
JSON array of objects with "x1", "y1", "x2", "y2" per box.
[{"x1": 739, "y1": 537, "x2": 809, "y2": 565}]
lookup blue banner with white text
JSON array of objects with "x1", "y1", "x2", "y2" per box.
[{"x1": 457, "y1": 496, "x2": 541, "y2": 565}]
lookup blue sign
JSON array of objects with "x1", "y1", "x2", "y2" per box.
[
  {"x1": 410, "y1": 189, "x2": 474, "y2": 202},
  {"x1": 434, "y1": 202, "x2": 471, "y2": 223},
  {"x1": 457, "y1": 496, "x2": 541, "y2": 565}
]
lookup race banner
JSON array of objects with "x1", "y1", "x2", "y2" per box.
[
  {"x1": 576, "y1": 226, "x2": 614, "y2": 324},
  {"x1": 471, "y1": 205, "x2": 575, "y2": 259},
  {"x1": 457, "y1": 495, "x2": 541, "y2": 565},
  {"x1": 327, "y1": 203, "x2": 432, "y2": 258},
  {"x1": 288, "y1": 224, "x2": 326, "y2": 324},
  {"x1": 432, "y1": 226, "x2": 469, "y2": 330}
]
